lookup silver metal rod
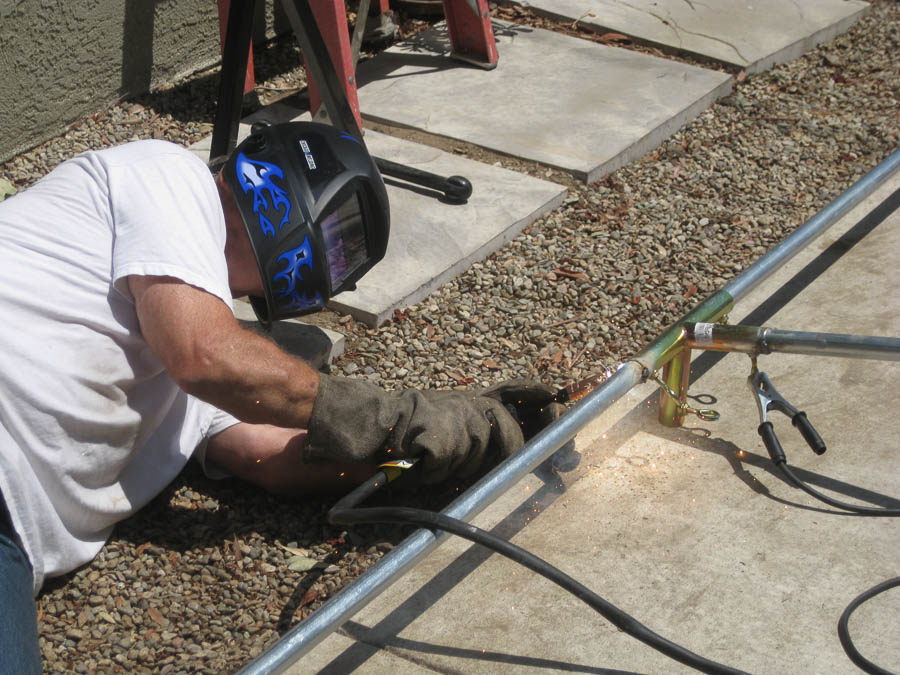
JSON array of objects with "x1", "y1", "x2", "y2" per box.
[
  {"x1": 237, "y1": 362, "x2": 644, "y2": 674},
  {"x1": 241, "y1": 150, "x2": 900, "y2": 673},
  {"x1": 764, "y1": 329, "x2": 900, "y2": 360},
  {"x1": 723, "y1": 149, "x2": 900, "y2": 302},
  {"x1": 685, "y1": 322, "x2": 900, "y2": 360}
]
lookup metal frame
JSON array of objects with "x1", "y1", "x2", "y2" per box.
[
  {"x1": 211, "y1": 0, "x2": 364, "y2": 164},
  {"x1": 237, "y1": 148, "x2": 900, "y2": 674}
]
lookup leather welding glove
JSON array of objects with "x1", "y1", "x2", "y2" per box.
[
  {"x1": 305, "y1": 375, "x2": 560, "y2": 484},
  {"x1": 480, "y1": 379, "x2": 565, "y2": 441},
  {"x1": 483, "y1": 379, "x2": 577, "y2": 471}
]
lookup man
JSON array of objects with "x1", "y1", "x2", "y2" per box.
[{"x1": 0, "y1": 121, "x2": 560, "y2": 671}]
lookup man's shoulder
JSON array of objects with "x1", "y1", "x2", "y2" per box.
[{"x1": 99, "y1": 139, "x2": 206, "y2": 168}]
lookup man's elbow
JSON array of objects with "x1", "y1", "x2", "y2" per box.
[{"x1": 166, "y1": 343, "x2": 226, "y2": 398}]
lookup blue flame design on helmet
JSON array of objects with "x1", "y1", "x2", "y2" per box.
[
  {"x1": 272, "y1": 237, "x2": 323, "y2": 311},
  {"x1": 234, "y1": 152, "x2": 292, "y2": 237}
]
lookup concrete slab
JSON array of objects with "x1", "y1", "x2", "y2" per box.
[
  {"x1": 355, "y1": 20, "x2": 732, "y2": 183},
  {"x1": 511, "y1": 0, "x2": 869, "y2": 74},
  {"x1": 297, "y1": 173, "x2": 900, "y2": 673},
  {"x1": 232, "y1": 298, "x2": 345, "y2": 370},
  {"x1": 328, "y1": 130, "x2": 567, "y2": 326}
]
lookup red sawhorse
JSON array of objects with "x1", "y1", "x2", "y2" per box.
[{"x1": 214, "y1": 0, "x2": 498, "y2": 137}]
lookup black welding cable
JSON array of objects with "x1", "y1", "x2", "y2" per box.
[
  {"x1": 837, "y1": 576, "x2": 900, "y2": 675},
  {"x1": 775, "y1": 462, "x2": 900, "y2": 517},
  {"x1": 758, "y1": 424, "x2": 900, "y2": 517},
  {"x1": 763, "y1": 455, "x2": 899, "y2": 672},
  {"x1": 330, "y1": 500, "x2": 748, "y2": 675}
]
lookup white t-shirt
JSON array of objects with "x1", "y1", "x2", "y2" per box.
[{"x1": 0, "y1": 140, "x2": 240, "y2": 593}]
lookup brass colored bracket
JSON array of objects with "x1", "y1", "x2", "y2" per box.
[{"x1": 652, "y1": 368, "x2": 720, "y2": 424}]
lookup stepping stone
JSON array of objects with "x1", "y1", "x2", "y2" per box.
[
  {"x1": 329, "y1": 129, "x2": 567, "y2": 326},
  {"x1": 233, "y1": 298, "x2": 345, "y2": 370},
  {"x1": 510, "y1": 0, "x2": 869, "y2": 74},
  {"x1": 356, "y1": 20, "x2": 732, "y2": 183}
]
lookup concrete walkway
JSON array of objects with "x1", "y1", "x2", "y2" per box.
[{"x1": 293, "y1": 171, "x2": 900, "y2": 673}]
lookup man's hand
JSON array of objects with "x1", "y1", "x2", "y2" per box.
[
  {"x1": 305, "y1": 375, "x2": 563, "y2": 484},
  {"x1": 128, "y1": 275, "x2": 319, "y2": 428}
]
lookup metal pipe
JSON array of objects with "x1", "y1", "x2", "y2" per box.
[
  {"x1": 240, "y1": 150, "x2": 900, "y2": 673},
  {"x1": 237, "y1": 362, "x2": 644, "y2": 674},
  {"x1": 684, "y1": 322, "x2": 900, "y2": 361}
]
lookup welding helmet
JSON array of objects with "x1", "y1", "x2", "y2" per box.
[{"x1": 224, "y1": 121, "x2": 390, "y2": 326}]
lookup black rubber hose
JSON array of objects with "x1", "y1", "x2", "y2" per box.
[
  {"x1": 837, "y1": 577, "x2": 900, "y2": 675},
  {"x1": 330, "y1": 502, "x2": 748, "y2": 675}
]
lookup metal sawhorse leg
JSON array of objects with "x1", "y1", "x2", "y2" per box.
[{"x1": 211, "y1": 0, "x2": 480, "y2": 202}]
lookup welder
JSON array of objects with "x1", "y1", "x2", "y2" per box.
[{"x1": 0, "y1": 121, "x2": 562, "y2": 672}]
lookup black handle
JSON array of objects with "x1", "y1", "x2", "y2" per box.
[
  {"x1": 792, "y1": 411, "x2": 827, "y2": 455},
  {"x1": 758, "y1": 422, "x2": 786, "y2": 465},
  {"x1": 374, "y1": 156, "x2": 473, "y2": 203}
]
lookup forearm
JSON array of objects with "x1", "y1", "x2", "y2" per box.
[
  {"x1": 207, "y1": 423, "x2": 378, "y2": 494},
  {"x1": 130, "y1": 275, "x2": 320, "y2": 429},
  {"x1": 183, "y1": 327, "x2": 320, "y2": 428}
]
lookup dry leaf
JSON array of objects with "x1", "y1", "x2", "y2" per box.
[
  {"x1": 299, "y1": 588, "x2": 320, "y2": 608},
  {"x1": 277, "y1": 543, "x2": 310, "y2": 557},
  {"x1": 446, "y1": 369, "x2": 473, "y2": 384},
  {"x1": 552, "y1": 267, "x2": 591, "y2": 282},
  {"x1": 684, "y1": 284, "x2": 698, "y2": 299},
  {"x1": 147, "y1": 607, "x2": 166, "y2": 627},
  {"x1": 483, "y1": 359, "x2": 502, "y2": 370},
  {"x1": 233, "y1": 535, "x2": 242, "y2": 561},
  {"x1": 598, "y1": 32, "x2": 629, "y2": 42},
  {"x1": 287, "y1": 555, "x2": 318, "y2": 572},
  {"x1": 135, "y1": 542, "x2": 151, "y2": 557},
  {"x1": 0, "y1": 177, "x2": 17, "y2": 201}
]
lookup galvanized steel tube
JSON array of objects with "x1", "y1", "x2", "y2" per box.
[
  {"x1": 684, "y1": 322, "x2": 900, "y2": 360},
  {"x1": 240, "y1": 149, "x2": 900, "y2": 674},
  {"x1": 763, "y1": 330, "x2": 900, "y2": 360}
]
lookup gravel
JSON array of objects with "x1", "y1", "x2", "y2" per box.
[{"x1": 2, "y1": 1, "x2": 897, "y2": 672}]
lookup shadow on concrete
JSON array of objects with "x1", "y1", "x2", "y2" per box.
[
  {"x1": 341, "y1": 619, "x2": 641, "y2": 674},
  {"x1": 689, "y1": 186, "x2": 900, "y2": 385},
  {"x1": 312, "y1": 468, "x2": 593, "y2": 672}
]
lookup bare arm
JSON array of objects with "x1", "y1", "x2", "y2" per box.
[
  {"x1": 129, "y1": 275, "x2": 320, "y2": 428},
  {"x1": 205, "y1": 422, "x2": 377, "y2": 494}
]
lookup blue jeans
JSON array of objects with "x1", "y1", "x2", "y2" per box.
[{"x1": 0, "y1": 495, "x2": 42, "y2": 674}]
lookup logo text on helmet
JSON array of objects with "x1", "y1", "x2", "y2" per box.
[
  {"x1": 299, "y1": 139, "x2": 317, "y2": 170},
  {"x1": 235, "y1": 152, "x2": 292, "y2": 237}
]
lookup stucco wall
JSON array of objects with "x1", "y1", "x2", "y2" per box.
[{"x1": 0, "y1": 0, "x2": 280, "y2": 162}]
